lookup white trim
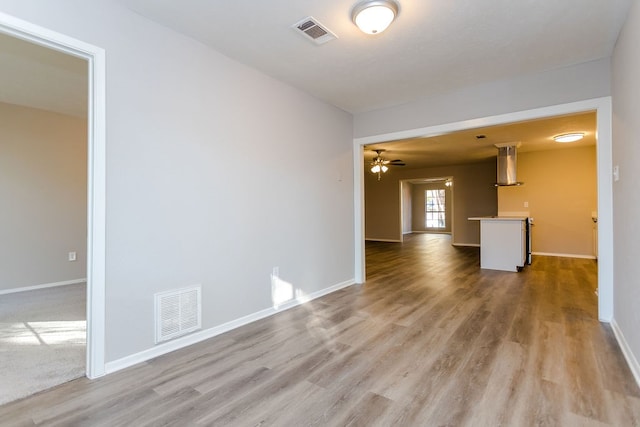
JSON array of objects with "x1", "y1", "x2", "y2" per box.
[
  {"x1": 365, "y1": 238, "x2": 402, "y2": 242},
  {"x1": 452, "y1": 243, "x2": 480, "y2": 248},
  {"x1": 595, "y1": 98, "x2": 613, "y2": 322},
  {"x1": 611, "y1": 318, "x2": 640, "y2": 390},
  {"x1": 105, "y1": 279, "x2": 356, "y2": 374},
  {"x1": 532, "y1": 252, "x2": 597, "y2": 260},
  {"x1": 353, "y1": 97, "x2": 614, "y2": 322},
  {"x1": 398, "y1": 181, "x2": 405, "y2": 242},
  {"x1": 402, "y1": 231, "x2": 413, "y2": 235},
  {"x1": 0, "y1": 12, "x2": 108, "y2": 379},
  {"x1": 0, "y1": 279, "x2": 86, "y2": 295},
  {"x1": 411, "y1": 230, "x2": 452, "y2": 235},
  {"x1": 354, "y1": 145, "x2": 365, "y2": 284}
]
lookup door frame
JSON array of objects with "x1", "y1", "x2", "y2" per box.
[
  {"x1": 354, "y1": 97, "x2": 613, "y2": 322},
  {"x1": 0, "y1": 12, "x2": 107, "y2": 377},
  {"x1": 400, "y1": 177, "x2": 455, "y2": 239}
]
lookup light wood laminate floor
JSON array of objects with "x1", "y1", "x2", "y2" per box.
[{"x1": 1, "y1": 234, "x2": 638, "y2": 426}]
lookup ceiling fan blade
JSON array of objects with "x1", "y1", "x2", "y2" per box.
[
  {"x1": 388, "y1": 159, "x2": 404, "y2": 163},
  {"x1": 390, "y1": 162, "x2": 406, "y2": 166}
]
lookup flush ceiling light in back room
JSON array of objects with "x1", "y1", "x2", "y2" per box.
[{"x1": 553, "y1": 133, "x2": 585, "y2": 143}]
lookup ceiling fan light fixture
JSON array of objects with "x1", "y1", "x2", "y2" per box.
[
  {"x1": 369, "y1": 148, "x2": 404, "y2": 180},
  {"x1": 352, "y1": 0, "x2": 399, "y2": 35},
  {"x1": 370, "y1": 163, "x2": 388, "y2": 174},
  {"x1": 554, "y1": 132, "x2": 584, "y2": 143}
]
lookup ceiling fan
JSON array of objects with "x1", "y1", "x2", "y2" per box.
[{"x1": 370, "y1": 149, "x2": 405, "y2": 180}]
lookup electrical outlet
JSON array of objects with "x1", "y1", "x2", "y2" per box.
[
  {"x1": 68, "y1": 251, "x2": 77, "y2": 261},
  {"x1": 272, "y1": 266, "x2": 279, "y2": 277},
  {"x1": 524, "y1": 201, "x2": 529, "y2": 208}
]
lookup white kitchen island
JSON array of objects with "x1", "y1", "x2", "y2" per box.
[{"x1": 468, "y1": 216, "x2": 528, "y2": 272}]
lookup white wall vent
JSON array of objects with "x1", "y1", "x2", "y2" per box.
[
  {"x1": 154, "y1": 285, "x2": 201, "y2": 343},
  {"x1": 292, "y1": 16, "x2": 337, "y2": 45}
]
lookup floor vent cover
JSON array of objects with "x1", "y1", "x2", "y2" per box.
[
  {"x1": 292, "y1": 16, "x2": 337, "y2": 45},
  {"x1": 154, "y1": 285, "x2": 201, "y2": 343}
]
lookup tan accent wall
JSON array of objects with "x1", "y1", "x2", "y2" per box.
[
  {"x1": 365, "y1": 161, "x2": 497, "y2": 244},
  {"x1": 0, "y1": 102, "x2": 87, "y2": 290},
  {"x1": 411, "y1": 183, "x2": 452, "y2": 233},
  {"x1": 498, "y1": 146, "x2": 597, "y2": 257}
]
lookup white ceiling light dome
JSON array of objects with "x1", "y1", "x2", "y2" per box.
[
  {"x1": 553, "y1": 132, "x2": 585, "y2": 143},
  {"x1": 352, "y1": 0, "x2": 399, "y2": 35}
]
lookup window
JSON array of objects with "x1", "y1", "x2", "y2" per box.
[{"x1": 425, "y1": 189, "x2": 446, "y2": 228}]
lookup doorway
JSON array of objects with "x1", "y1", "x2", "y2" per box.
[
  {"x1": 400, "y1": 177, "x2": 454, "y2": 240},
  {"x1": 0, "y1": 93, "x2": 87, "y2": 404},
  {"x1": 0, "y1": 12, "x2": 107, "y2": 381},
  {"x1": 354, "y1": 98, "x2": 613, "y2": 321}
]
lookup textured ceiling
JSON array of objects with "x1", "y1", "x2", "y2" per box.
[
  {"x1": 0, "y1": 2, "x2": 630, "y2": 127},
  {"x1": 364, "y1": 111, "x2": 597, "y2": 169},
  {"x1": 121, "y1": 0, "x2": 632, "y2": 113}
]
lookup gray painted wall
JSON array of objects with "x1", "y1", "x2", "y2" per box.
[
  {"x1": 0, "y1": 1, "x2": 355, "y2": 362},
  {"x1": 0, "y1": 102, "x2": 87, "y2": 291},
  {"x1": 612, "y1": 0, "x2": 640, "y2": 375},
  {"x1": 354, "y1": 58, "x2": 611, "y2": 139}
]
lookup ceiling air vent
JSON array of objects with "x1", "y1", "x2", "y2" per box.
[{"x1": 292, "y1": 16, "x2": 337, "y2": 45}]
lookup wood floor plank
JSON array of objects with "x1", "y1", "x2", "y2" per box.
[
  {"x1": 334, "y1": 392, "x2": 393, "y2": 427},
  {"x1": 470, "y1": 340, "x2": 526, "y2": 426},
  {"x1": 602, "y1": 390, "x2": 640, "y2": 426},
  {"x1": 0, "y1": 233, "x2": 638, "y2": 426}
]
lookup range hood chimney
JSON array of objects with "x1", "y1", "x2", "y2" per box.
[{"x1": 495, "y1": 143, "x2": 523, "y2": 186}]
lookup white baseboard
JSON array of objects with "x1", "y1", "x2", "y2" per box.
[
  {"x1": 532, "y1": 252, "x2": 596, "y2": 260},
  {"x1": 365, "y1": 238, "x2": 402, "y2": 242},
  {"x1": 410, "y1": 231, "x2": 452, "y2": 235},
  {"x1": 0, "y1": 278, "x2": 86, "y2": 295},
  {"x1": 105, "y1": 278, "x2": 356, "y2": 374},
  {"x1": 452, "y1": 243, "x2": 480, "y2": 247},
  {"x1": 611, "y1": 318, "x2": 640, "y2": 390}
]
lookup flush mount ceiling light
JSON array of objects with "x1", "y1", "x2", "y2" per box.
[
  {"x1": 352, "y1": 0, "x2": 399, "y2": 35},
  {"x1": 554, "y1": 132, "x2": 585, "y2": 143}
]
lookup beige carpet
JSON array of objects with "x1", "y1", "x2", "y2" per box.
[{"x1": 0, "y1": 283, "x2": 86, "y2": 405}]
